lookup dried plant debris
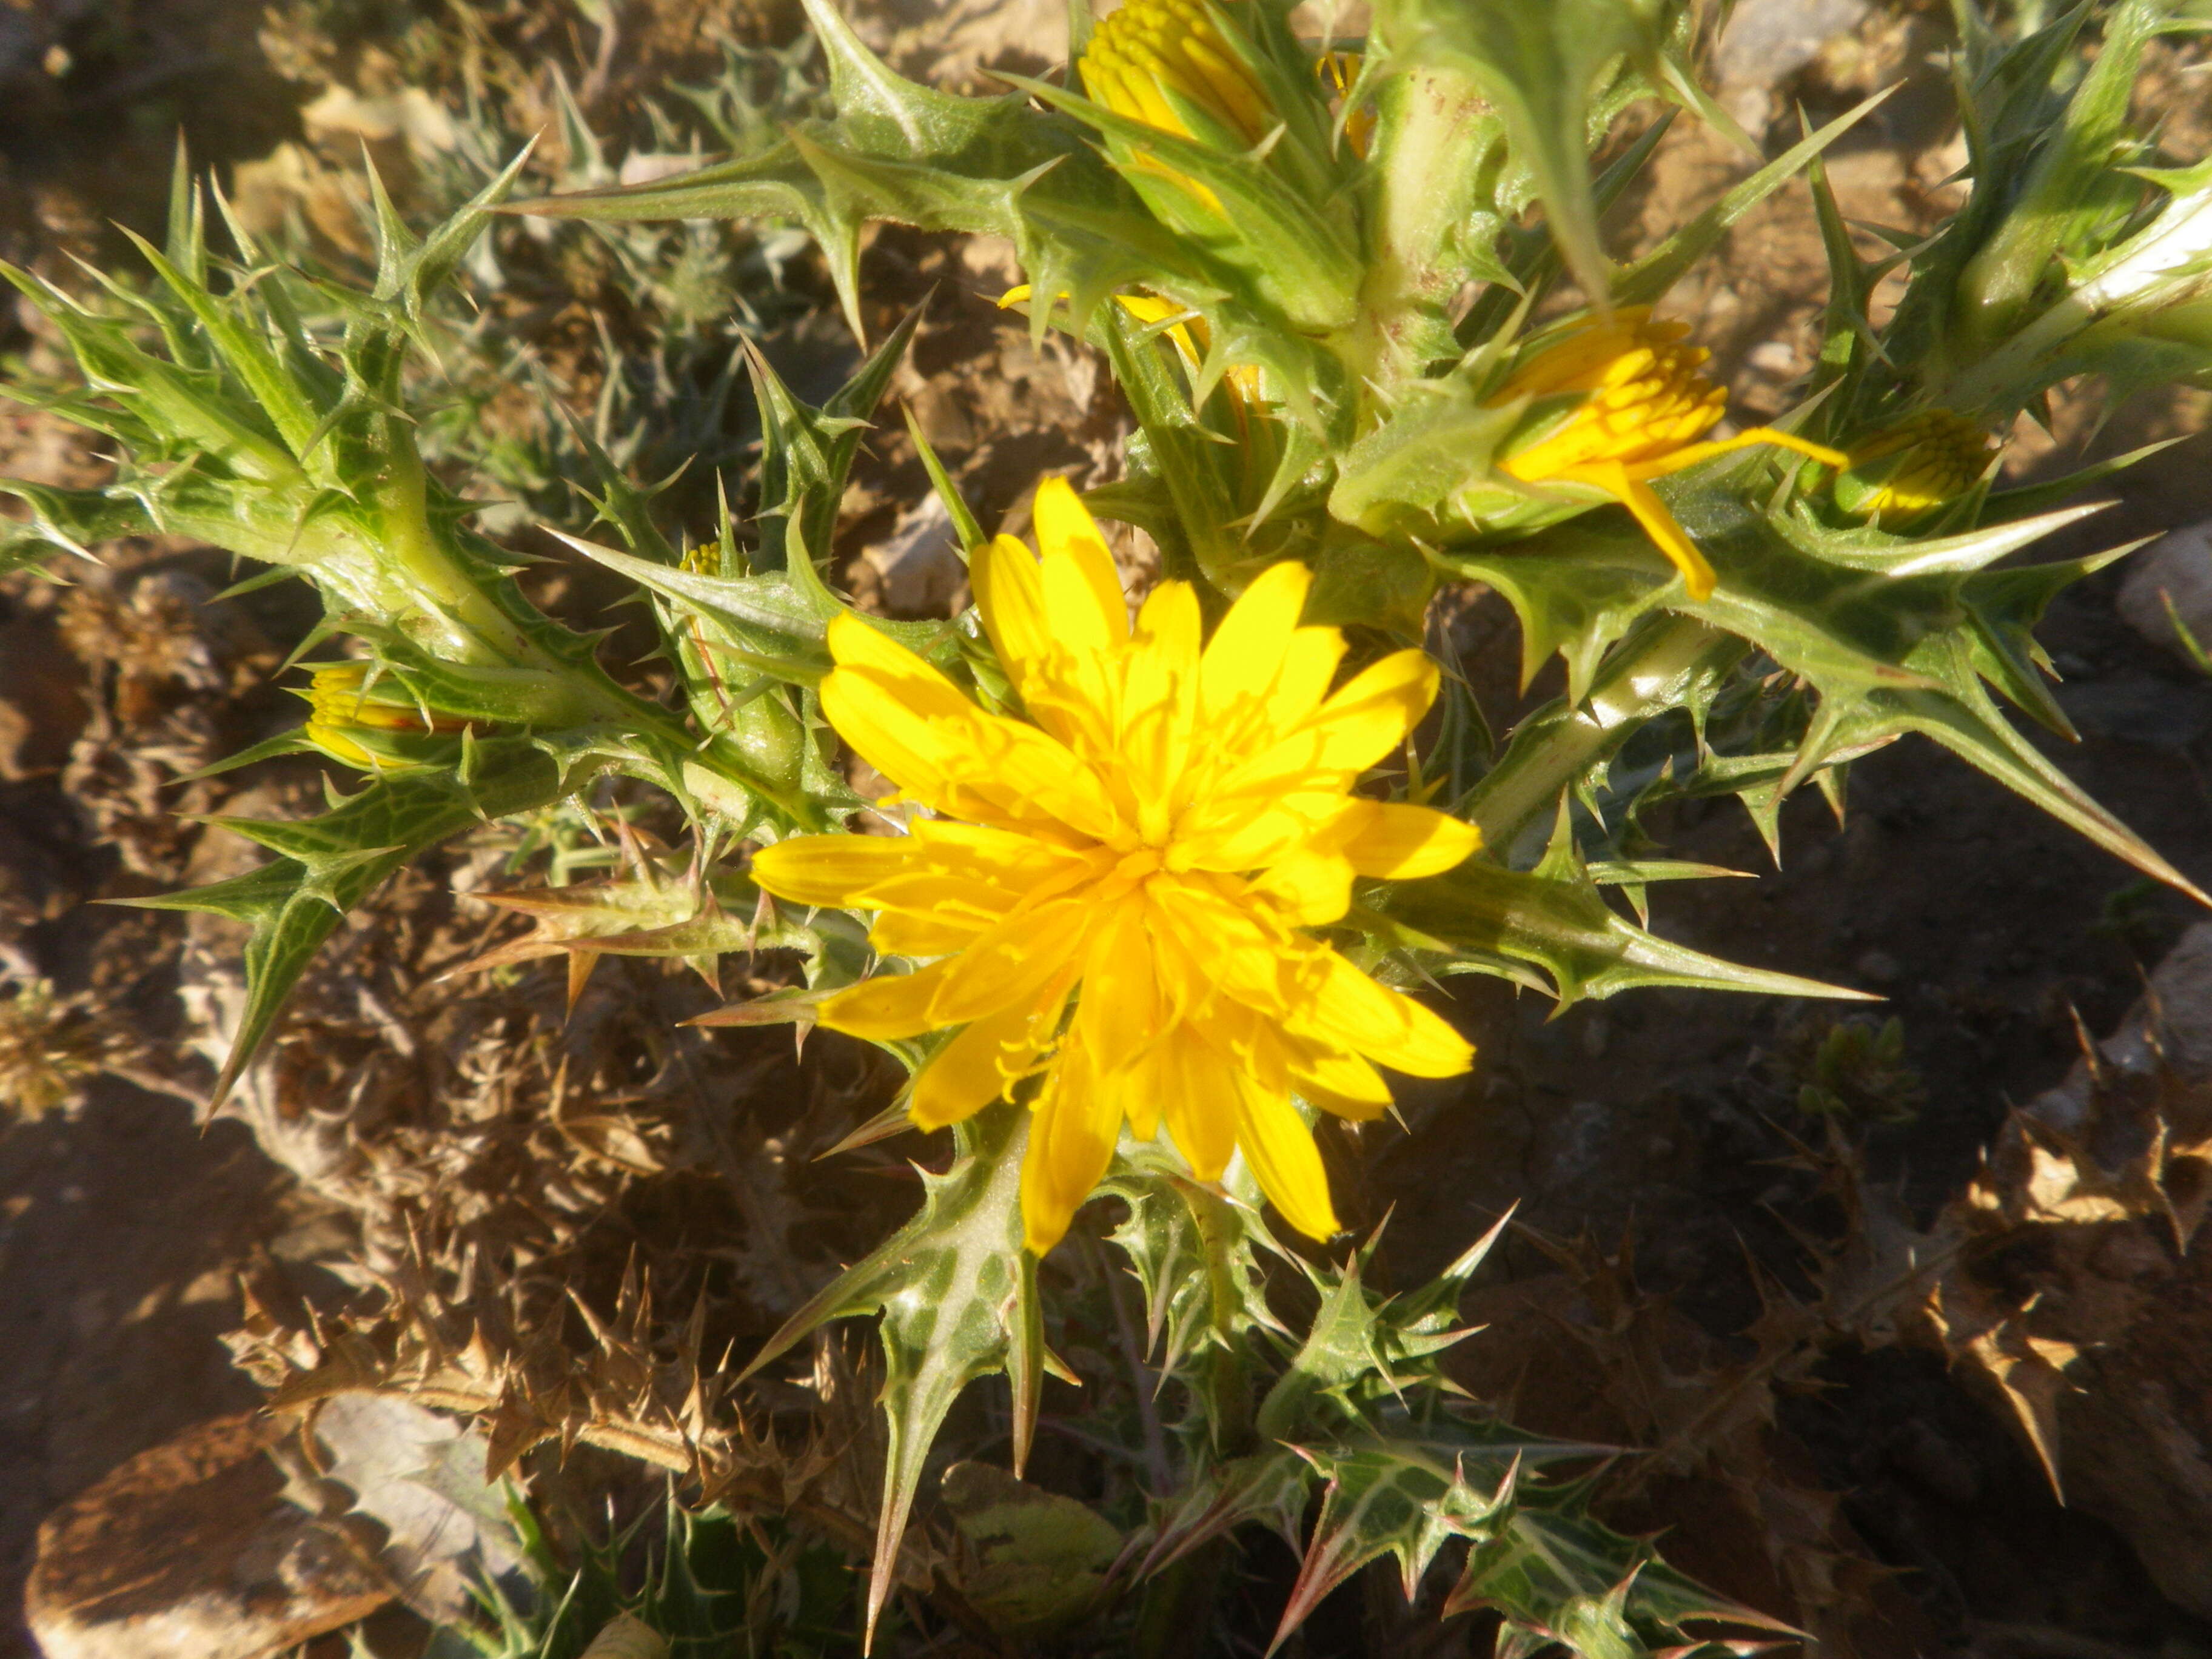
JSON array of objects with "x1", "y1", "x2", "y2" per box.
[
  {"x1": 1900, "y1": 922, "x2": 2212, "y2": 1619},
  {"x1": 0, "y1": 979, "x2": 120, "y2": 1121}
]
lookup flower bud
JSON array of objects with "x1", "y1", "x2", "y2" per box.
[
  {"x1": 300, "y1": 662, "x2": 476, "y2": 768},
  {"x1": 1082, "y1": 0, "x2": 1273, "y2": 153},
  {"x1": 1486, "y1": 309, "x2": 1846, "y2": 599},
  {"x1": 1834, "y1": 409, "x2": 1996, "y2": 524}
]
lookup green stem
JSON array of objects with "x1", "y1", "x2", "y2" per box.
[
  {"x1": 1338, "y1": 65, "x2": 1491, "y2": 416},
  {"x1": 380, "y1": 430, "x2": 549, "y2": 669},
  {"x1": 1467, "y1": 615, "x2": 1746, "y2": 861}
]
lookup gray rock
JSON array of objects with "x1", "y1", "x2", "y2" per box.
[
  {"x1": 2117, "y1": 517, "x2": 2212, "y2": 665},
  {"x1": 1714, "y1": 0, "x2": 1872, "y2": 129},
  {"x1": 856, "y1": 494, "x2": 968, "y2": 618}
]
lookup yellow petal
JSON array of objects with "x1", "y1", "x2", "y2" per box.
[
  {"x1": 1071, "y1": 898, "x2": 1161, "y2": 1072},
  {"x1": 1258, "y1": 627, "x2": 1350, "y2": 743},
  {"x1": 1119, "y1": 581, "x2": 1202, "y2": 815},
  {"x1": 1643, "y1": 426, "x2": 1849, "y2": 478},
  {"x1": 1299, "y1": 951, "x2": 1472, "y2": 1079},
  {"x1": 1199, "y1": 560, "x2": 1312, "y2": 728},
  {"x1": 868, "y1": 910, "x2": 987, "y2": 956},
  {"x1": 1021, "y1": 1045, "x2": 1122, "y2": 1255},
  {"x1": 1159, "y1": 1031, "x2": 1238, "y2": 1179},
  {"x1": 1580, "y1": 462, "x2": 1718, "y2": 602},
  {"x1": 1113, "y1": 292, "x2": 1182, "y2": 328},
  {"x1": 750, "y1": 833, "x2": 914, "y2": 907},
  {"x1": 971, "y1": 532, "x2": 1054, "y2": 706},
  {"x1": 819, "y1": 618, "x2": 984, "y2": 811},
  {"x1": 1296, "y1": 648, "x2": 1439, "y2": 771},
  {"x1": 818, "y1": 959, "x2": 959, "y2": 1041},
  {"x1": 1032, "y1": 477, "x2": 1128, "y2": 650},
  {"x1": 1247, "y1": 846, "x2": 1356, "y2": 927},
  {"x1": 970, "y1": 716, "x2": 1127, "y2": 842},
  {"x1": 911, "y1": 999, "x2": 1049, "y2": 1130},
  {"x1": 825, "y1": 655, "x2": 1122, "y2": 843},
  {"x1": 930, "y1": 898, "x2": 1093, "y2": 1025},
  {"x1": 1147, "y1": 875, "x2": 1305, "y2": 1022},
  {"x1": 1232, "y1": 1081, "x2": 1338, "y2": 1241},
  {"x1": 1285, "y1": 1039, "x2": 1393, "y2": 1122},
  {"x1": 1205, "y1": 648, "x2": 1437, "y2": 808},
  {"x1": 1334, "y1": 800, "x2": 1481, "y2": 879}
]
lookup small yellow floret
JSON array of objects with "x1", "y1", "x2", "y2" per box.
[
  {"x1": 1490, "y1": 309, "x2": 1848, "y2": 600},
  {"x1": 304, "y1": 662, "x2": 460, "y2": 766},
  {"x1": 751, "y1": 481, "x2": 1480, "y2": 1255},
  {"x1": 1082, "y1": 0, "x2": 1271, "y2": 144},
  {"x1": 1846, "y1": 409, "x2": 1996, "y2": 522}
]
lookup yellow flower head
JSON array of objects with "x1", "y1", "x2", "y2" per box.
[
  {"x1": 1840, "y1": 409, "x2": 1996, "y2": 523},
  {"x1": 1490, "y1": 309, "x2": 1848, "y2": 600},
  {"x1": 751, "y1": 480, "x2": 1478, "y2": 1255},
  {"x1": 302, "y1": 662, "x2": 466, "y2": 767},
  {"x1": 1082, "y1": 0, "x2": 1271, "y2": 146}
]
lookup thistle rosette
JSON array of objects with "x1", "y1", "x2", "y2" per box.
[
  {"x1": 750, "y1": 479, "x2": 1477, "y2": 1254},
  {"x1": 1480, "y1": 309, "x2": 1848, "y2": 599}
]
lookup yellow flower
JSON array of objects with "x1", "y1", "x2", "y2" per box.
[
  {"x1": 1490, "y1": 309, "x2": 1849, "y2": 600},
  {"x1": 1079, "y1": 0, "x2": 1272, "y2": 217},
  {"x1": 301, "y1": 662, "x2": 466, "y2": 766},
  {"x1": 1840, "y1": 408, "x2": 1996, "y2": 523},
  {"x1": 751, "y1": 479, "x2": 1478, "y2": 1254},
  {"x1": 1082, "y1": 0, "x2": 1270, "y2": 147}
]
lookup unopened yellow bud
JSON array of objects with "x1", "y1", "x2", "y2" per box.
[
  {"x1": 302, "y1": 662, "x2": 469, "y2": 767},
  {"x1": 1490, "y1": 309, "x2": 1848, "y2": 599},
  {"x1": 1838, "y1": 409, "x2": 1996, "y2": 523},
  {"x1": 1082, "y1": 0, "x2": 1271, "y2": 145}
]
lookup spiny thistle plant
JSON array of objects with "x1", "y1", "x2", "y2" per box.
[{"x1": 7, "y1": 0, "x2": 2212, "y2": 1651}]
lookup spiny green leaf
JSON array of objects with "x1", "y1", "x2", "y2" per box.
[
  {"x1": 121, "y1": 743, "x2": 572, "y2": 1106},
  {"x1": 740, "y1": 1104, "x2": 1038, "y2": 1652},
  {"x1": 1372, "y1": 0, "x2": 1672, "y2": 311},
  {"x1": 1364, "y1": 831, "x2": 1874, "y2": 1008},
  {"x1": 1444, "y1": 1503, "x2": 1797, "y2": 1654},
  {"x1": 1270, "y1": 1439, "x2": 1517, "y2": 1652}
]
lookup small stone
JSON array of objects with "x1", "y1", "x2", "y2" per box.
[
  {"x1": 2117, "y1": 517, "x2": 2212, "y2": 663},
  {"x1": 25, "y1": 1413, "x2": 392, "y2": 1659},
  {"x1": 1854, "y1": 950, "x2": 1902, "y2": 987},
  {"x1": 1713, "y1": 0, "x2": 1872, "y2": 129},
  {"x1": 1746, "y1": 341, "x2": 1799, "y2": 376},
  {"x1": 854, "y1": 494, "x2": 967, "y2": 618}
]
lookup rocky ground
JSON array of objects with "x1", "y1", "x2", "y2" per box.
[{"x1": 4, "y1": 0, "x2": 2212, "y2": 1655}]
